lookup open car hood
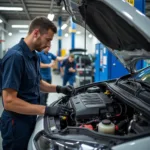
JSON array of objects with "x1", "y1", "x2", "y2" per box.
[{"x1": 63, "y1": 0, "x2": 150, "y2": 73}]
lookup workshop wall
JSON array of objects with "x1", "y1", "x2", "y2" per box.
[{"x1": 5, "y1": 20, "x2": 95, "y2": 55}]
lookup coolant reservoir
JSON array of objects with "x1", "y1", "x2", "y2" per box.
[{"x1": 98, "y1": 120, "x2": 115, "y2": 134}]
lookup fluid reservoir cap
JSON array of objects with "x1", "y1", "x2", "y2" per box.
[
  {"x1": 102, "y1": 119, "x2": 111, "y2": 125},
  {"x1": 87, "y1": 86, "x2": 100, "y2": 93}
]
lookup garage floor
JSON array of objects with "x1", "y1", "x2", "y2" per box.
[{"x1": 0, "y1": 71, "x2": 63, "y2": 149}]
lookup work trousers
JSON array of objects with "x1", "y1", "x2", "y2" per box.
[
  {"x1": 0, "y1": 110, "x2": 36, "y2": 150},
  {"x1": 63, "y1": 75, "x2": 75, "y2": 86}
]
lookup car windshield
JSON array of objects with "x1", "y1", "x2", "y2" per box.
[
  {"x1": 74, "y1": 54, "x2": 92, "y2": 66},
  {"x1": 133, "y1": 67, "x2": 150, "y2": 83}
]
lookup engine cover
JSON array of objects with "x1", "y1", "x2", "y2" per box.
[{"x1": 70, "y1": 92, "x2": 111, "y2": 119}]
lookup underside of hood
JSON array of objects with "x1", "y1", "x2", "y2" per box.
[{"x1": 63, "y1": 0, "x2": 150, "y2": 72}]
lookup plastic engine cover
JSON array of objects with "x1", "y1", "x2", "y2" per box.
[{"x1": 70, "y1": 93, "x2": 110, "y2": 119}]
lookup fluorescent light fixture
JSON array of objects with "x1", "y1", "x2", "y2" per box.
[
  {"x1": 61, "y1": 24, "x2": 68, "y2": 30},
  {"x1": 0, "y1": 19, "x2": 3, "y2": 23},
  {"x1": 47, "y1": 13, "x2": 55, "y2": 21},
  {"x1": 62, "y1": 6, "x2": 65, "y2": 10},
  {"x1": 76, "y1": 31, "x2": 81, "y2": 34},
  {"x1": 19, "y1": 30, "x2": 28, "y2": 33},
  {"x1": 88, "y1": 34, "x2": 93, "y2": 38},
  {"x1": 8, "y1": 32, "x2": 12, "y2": 36},
  {"x1": 0, "y1": 7, "x2": 23, "y2": 11},
  {"x1": 64, "y1": 33, "x2": 69, "y2": 37},
  {"x1": 12, "y1": 25, "x2": 29, "y2": 28}
]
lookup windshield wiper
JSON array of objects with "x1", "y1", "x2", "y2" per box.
[{"x1": 128, "y1": 78, "x2": 150, "y2": 88}]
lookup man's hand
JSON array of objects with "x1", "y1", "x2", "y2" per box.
[
  {"x1": 69, "y1": 67, "x2": 74, "y2": 72},
  {"x1": 49, "y1": 62, "x2": 55, "y2": 68},
  {"x1": 56, "y1": 85, "x2": 74, "y2": 95},
  {"x1": 44, "y1": 105, "x2": 72, "y2": 117}
]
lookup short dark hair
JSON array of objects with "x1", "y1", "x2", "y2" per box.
[
  {"x1": 69, "y1": 54, "x2": 74, "y2": 58},
  {"x1": 28, "y1": 16, "x2": 57, "y2": 34}
]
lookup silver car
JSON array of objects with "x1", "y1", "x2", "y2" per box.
[{"x1": 28, "y1": 0, "x2": 150, "y2": 149}]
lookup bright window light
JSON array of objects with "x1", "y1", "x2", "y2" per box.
[
  {"x1": 19, "y1": 30, "x2": 28, "y2": 33},
  {"x1": 12, "y1": 25, "x2": 29, "y2": 28},
  {"x1": 0, "y1": 19, "x2": 3, "y2": 23},
  {"x1": 8, "y1": 32, "x2": 12, "y2": 36},
  {"x1": 88, "y1": 34, "x2": 93, "y2": 38},
  {"x1": 64, "y1": 33, "x2": 69, "y2": 37},
  {"x1": 62, "y1": 6, "x2": 65, "y2": 10},
  {"x1": 0, "y1": 7, "x2": 23, "y2": 11},
  {"x1": 47, "y1": 13, "x2": 55, "y2": 21},
  {"x1": 76, "y1": 31, "x2": 81, "y2": 34},
  {"x1": 61, "y1": 24, "x2": 68, "y2": 30}
]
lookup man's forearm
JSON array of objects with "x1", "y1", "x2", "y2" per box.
[
  {"x1": 40, "y1": 63, "x2": 50, "y2": 68},
  {"x1": 40, "y1": 80, "x2": 57, "y2": 93},
  {"x1": 57, "y1": 56, "x2": 66, "y2": 61},
  {"x1": 4, "y1": 96, "x2": 45, "y2": 115}
]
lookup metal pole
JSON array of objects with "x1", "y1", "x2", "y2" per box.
[
  {"x1": 58, "y1": 16, "x2": 62, "y2": 71},
  {"x1": 70, "y1": 18, "x2": 76, "y2": 49}
]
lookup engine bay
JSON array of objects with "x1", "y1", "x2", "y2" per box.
[{"x1": 58, "y1": 84, "x2": 150, "y2": 136}]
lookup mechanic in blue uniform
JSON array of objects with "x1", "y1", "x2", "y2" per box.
[
  {"x1": 0, "y1": 16, "x2": 73, "y2": 150},
  {"x1": 60, "y1": 54, "x2": 76, "y2": 86},
  {"x1": 38, "y1": 46, "x2": 65, "y2": 105}
]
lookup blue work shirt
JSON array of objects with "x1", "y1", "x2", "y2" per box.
[
  {"x1": 2, "y1": 39, "x2": 41, "y2": 105},
  {"x1": 38, "y1": 51, "x2": 56, "y2": 80},
  {"x1": 61, "y1": 59, "x2": 76, "y2": 76}
]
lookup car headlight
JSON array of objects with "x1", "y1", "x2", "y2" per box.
[{"x1": 34, "y1": 131, "x2": 53, "y2": 150}]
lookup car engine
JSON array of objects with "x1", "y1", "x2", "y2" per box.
[
  {"x1": 69, "y1": 92, "x2": 112, "y2": 119},
  {"x1": 59, "y1": 86, "x2": 150, "y2": 136}
]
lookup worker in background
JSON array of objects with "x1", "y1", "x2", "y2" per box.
[
  {"x1": 60, "y1": 54, "x2": 76, "y2": 86},
  {"x1": 38, "y1": 46, "x2": 65, "y2": 105},
  {"x1": 0, "y1": 16, "x2": 73, "y2": 150}
]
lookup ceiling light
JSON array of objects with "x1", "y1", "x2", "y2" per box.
[
  {"x1": 64, "y1": 33, "x2": 69, "y2": 37},
  {"x1": 76, "y1": 31, "x2": 81, "y2": 34},
  {"x1": 12, "y1": 25, "x2": 29, "y2": 28},
  {"x1": 88, "y1": 34, "x2": 93, "y2": 38},
  {"x1": 0, "y1": 7, "x2": 23, "y2": 11},
  {"x1": 62, "y1": 6, "x2": 65, "y2": 10},
  {"x1": 19, "y1": 30, "x2": 28, "y2": 33},
  {"x1": 61, "y1": 24, "x2": 68, "y2": 30},
  {"x1": 8, "y1": 32, "x2": 12, "y2": 36},
  {"x1": 47, "y1": 13, "x2": 55, "y2": 21},
  {"x1": 0, "y1": 19, "x2": 3, "y2": 23}
]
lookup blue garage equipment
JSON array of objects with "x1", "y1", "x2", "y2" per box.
[{"x1": 95, "y1": 43, "x2": 128, "y2": 82}]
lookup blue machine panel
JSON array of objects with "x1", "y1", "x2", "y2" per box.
[
  {"x1": 99, "y1": 45, "x2": 109, "y2": 81},
  {"x1": 110, "y1": 52, "x2": 128, "y2": 79},
  {"x1": 95, "y1": 43, "x2": 128, "y2": 82},
  {"x1": 95, "y1": 43, "x2": 100, "y2": 82}
]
